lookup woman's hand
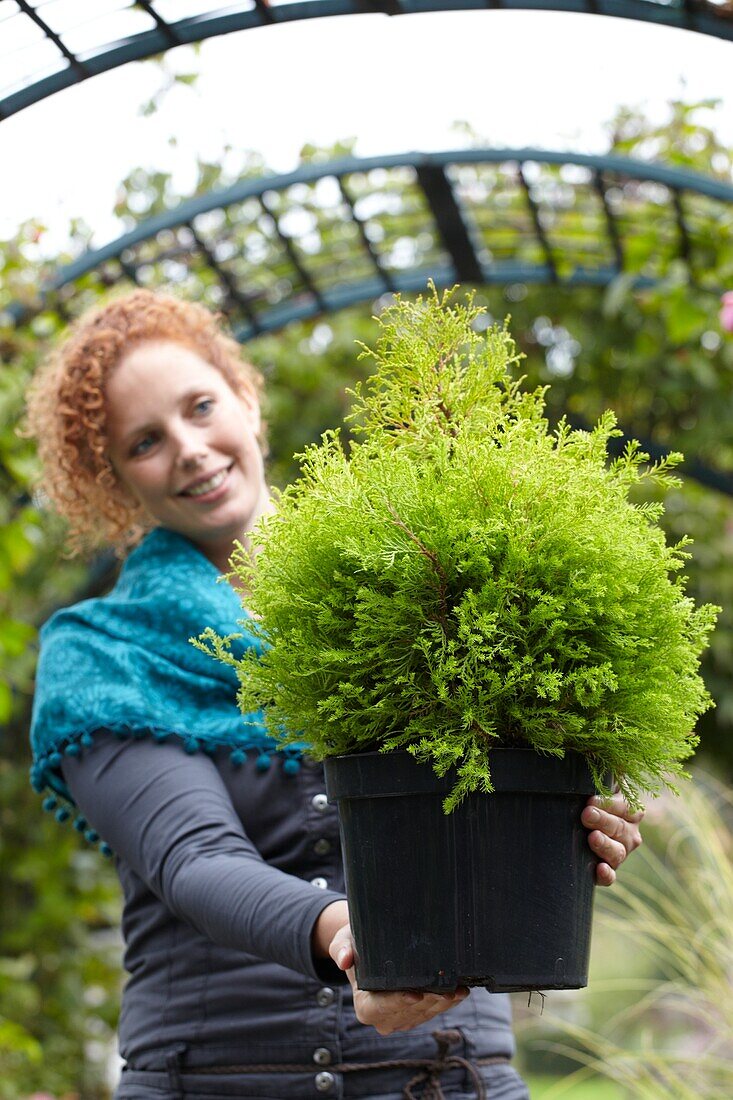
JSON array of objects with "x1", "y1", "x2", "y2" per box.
[
  {"x1": 582, "y1": 793, "x2": 644, "y2": 886},
  {"x1": 327, "y1": 919, "x2": 469, "y2": 1036}
]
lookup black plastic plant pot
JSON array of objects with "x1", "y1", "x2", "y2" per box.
[{"x1": 324, "y1": 747, "x2": 599, "y2": 994}]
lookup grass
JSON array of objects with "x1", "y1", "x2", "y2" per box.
[
  {"x1": 516, "y1": 771, "x2": 733, "y2": 1100},
  {"x1": 524, "y1": 1074, "x2": 624, "y2": 1098}
]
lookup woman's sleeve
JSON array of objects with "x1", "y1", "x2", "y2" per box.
[{"x1": 61, "y1": 732, "x2": 347, "y2": 982}]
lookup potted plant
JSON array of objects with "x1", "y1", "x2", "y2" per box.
[{"x1": 199, "y1": 285, "x2": 718, "y2": 993}]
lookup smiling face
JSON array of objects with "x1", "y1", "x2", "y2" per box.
[{"x1": 105, "y1": 339, "x2": 271, "y2": 571}]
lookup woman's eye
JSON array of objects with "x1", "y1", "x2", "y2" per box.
[
  {"x1": 130, "y1": 434, "x2": 156, "y2": 457},
  {"x1": 194, "y1": 398, "x2": 214, "y2": 415}
]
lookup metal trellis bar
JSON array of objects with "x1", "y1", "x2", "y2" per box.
[
  {"x1": 415, "y1": 164, "x2": 482, "y2": 284},
  {"x1": 337, "y1": 176, "x2": 396, "y2": 294},
  {"x1": 517, "y1": 163, "x2": 558, "y2": 283},
  {"x1": 258, "y1": 193, "x2": 326, "y2": 313}
]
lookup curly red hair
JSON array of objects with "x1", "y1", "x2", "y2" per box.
[{"x1": 25, "y1": 289, "x2": 265, "y2": 554}]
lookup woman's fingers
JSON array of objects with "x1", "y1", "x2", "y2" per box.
[
  {"x1": 328, "y1": 922, "x2": 355, "y2": 971},
  {"x1": 402, "y1": 990, "x2": 423, "y2": 1004},
  {"x1": 583, "y1": 799, "x2": 644, "y2": 857},
  {"x1": 586, "y1": 792, "x2": 645, "y2": 827},
  {"x1": 586, "y1": 828, "x2": 627, "y2": 868},
  {"x1": 333, "y1": 926, "x2": 470, "y2": 1034},
  {"x1": 352, "y1": 984, "x2": 470, "y2": 1036},
  {"x1": 333, "y1": 922, "x2": 471, "y2": 1035},
  {"x1": 595, "y1": 861, "x2": 616, "y2": 887},
  {"x1": 582, "y1": 793, "x2": 644, "y2": 887}
]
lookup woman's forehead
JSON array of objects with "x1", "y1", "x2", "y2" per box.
[{"x1": 108, "y1": 341, "x2": 232, "y2": 402}]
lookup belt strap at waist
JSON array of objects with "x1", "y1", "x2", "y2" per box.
[{"x1": 169, "y1": 1030, "x2": 509, "y2": 1099}]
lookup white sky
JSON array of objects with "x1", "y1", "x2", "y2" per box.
[{"x1": 1, "y1": 10, "x2": 733, "y2": 247}]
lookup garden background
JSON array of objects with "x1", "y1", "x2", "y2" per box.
[{"x1": 1, "y1": 14, "x2": 733, "y2": 1099}]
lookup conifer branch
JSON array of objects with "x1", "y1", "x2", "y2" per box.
[{"x1": 386, "y1": 502, "x2": 450, "y2": 629}]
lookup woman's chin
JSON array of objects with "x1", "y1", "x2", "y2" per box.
[{"x1": 188, "y1": 509, "x2": 252, "y2": 549}]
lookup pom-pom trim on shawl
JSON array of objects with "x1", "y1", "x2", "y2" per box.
[{"x1": 31, "y1": 725, "x2": 305, "y2": 858}]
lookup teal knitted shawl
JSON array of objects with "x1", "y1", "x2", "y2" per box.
[{"x1": 30, "y1": 527, "x2": 304, "y2": 854}]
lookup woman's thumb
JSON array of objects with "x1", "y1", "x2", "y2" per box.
[{"x1": 328, "y1": 924, "x2": 354, "y2": 970}]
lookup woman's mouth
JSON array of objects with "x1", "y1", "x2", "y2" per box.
[{"x1": 179, "y1": 466, "x2": 232, "y2": 500}]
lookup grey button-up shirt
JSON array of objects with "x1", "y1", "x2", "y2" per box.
[{"x1": 62, "y1": 734, "x2": 524, "y2": 1097}]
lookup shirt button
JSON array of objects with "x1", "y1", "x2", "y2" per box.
[
  {"x1": 311, "y1": 793, "x2": 329, "y2": 813},
  {"x1": 313, "y1": 1047, "x2": 332, "y2": 1066},
  {"x1": 317, "y1": 986, "x2": 335, "y2": 1007},
  {"x1": 314, "y1": 838, "x2": 331, "y2": 856},
  {"x1": 310, "y1": 876, "x2": 328, "y2": 889},
  {"x1": 315, "y1": 1070, "x2": 335, "y2": 1092}
]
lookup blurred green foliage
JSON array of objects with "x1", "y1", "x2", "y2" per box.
[
  {"x1": 523, "y1": 1075, "x2": 623, "y2": 1098},
  {"x1": 1, "y1": 98, "x2": 732, "y2": 1095}
]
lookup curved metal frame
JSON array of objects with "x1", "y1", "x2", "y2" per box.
[
  {"x1": 27, "y1": 147, "x2": 733, "y2": 323},
  {"x1": 12, "y1": 146, "x2": 733, "y2": 495},
  {"x1": 2, "y1": 0, "x2": 733, "y2": 123}
]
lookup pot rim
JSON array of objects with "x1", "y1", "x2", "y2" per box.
[{"x1": 323, "y1": 746, "x2": 600, "y2": 800}]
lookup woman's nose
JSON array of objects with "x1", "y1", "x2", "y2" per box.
[{"x1": 174, "y1": 425, "x2": 208, "y2": 468}]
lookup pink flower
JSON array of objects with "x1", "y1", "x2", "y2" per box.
[{"x1": 720, "y1": 291, "x2": 733, "y2": 333}]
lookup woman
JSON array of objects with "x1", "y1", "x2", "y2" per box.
[{"x1": 28, "y1": 289, "x2": 642, "y2": 1099}]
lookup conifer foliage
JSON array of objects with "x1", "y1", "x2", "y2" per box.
[{"x1": 200, "y1": 286, "x2": 718, "y2": 810}]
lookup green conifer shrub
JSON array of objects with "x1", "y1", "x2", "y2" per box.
[{"x1": 198, "y1": 286, "x2": 718, "y2": 811}]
